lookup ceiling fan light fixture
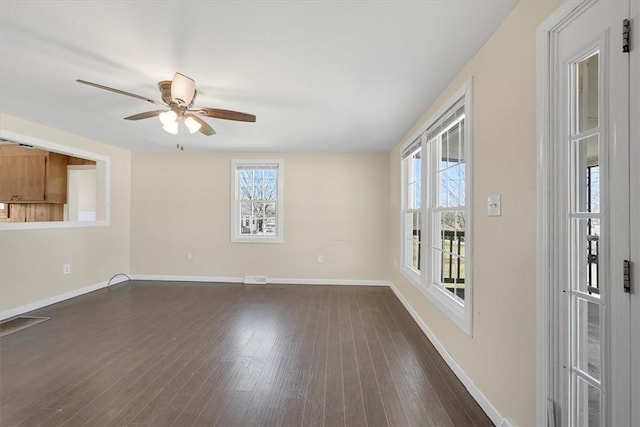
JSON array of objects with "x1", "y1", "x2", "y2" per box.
[
  {"x1": 159, "y1": 110, "x2": 178, "y2": 125},
  {"x1": 171, "y1": 72, "x2": 195, "y2": 106},
  {"x1": 184, "y1": 116, "x2": 202, "y2": 134},
  {"x1": 162, "y1": 121, "x2": 179, "y2": 135}
]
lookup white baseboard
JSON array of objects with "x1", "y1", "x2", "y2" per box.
[
  {"x1": 268, "y1": 277, "x2": 389, "y2": 286},
  {"x1": 130, "y1": 274, "x2": 243, "y2": 283},
  {"x1": 129, "y1": 274, "x2": 389, "y2": 287},
  {"x1": 0, "y1": 275, "x2": 129, "y2": 321},
  {"x1": 389, "y1": 282, "x2": 507, "y2": 427}
]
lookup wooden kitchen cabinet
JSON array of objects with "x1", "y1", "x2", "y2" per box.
[
  {"x1": 0, "y1": 145, "x2": 68, "y2": 203},
  {"x1": 0, "y1": 155, "x2": 46, "y2": 201}
]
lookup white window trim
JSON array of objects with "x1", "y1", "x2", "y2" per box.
[
  {"x1": 0, "y1": 129, "x2": 111, "y2": 231},
  {"x1": 230, "y1": 159, "x2": 284, "y2": 243},
  {"x1": 399, "y1": 78, "x2": 473, "y2": 335}
]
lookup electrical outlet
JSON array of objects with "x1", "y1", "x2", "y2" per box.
[
  {"x1": 63, "y1": 264, "x2": 71, "y2": 275},
  {"x1": 317, "y1": 254, "x2": 324, "y2": 264},
  {"x1": 187, "y1": 251, "x2": 193, "y2": 260}
]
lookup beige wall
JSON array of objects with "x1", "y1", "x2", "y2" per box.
[
  {"x1": 0, "y1": 113, "x2": 131, "y2": 314},
  {"x1": 130, "y1": 151, "x2": 389, "y2": 281},
  {"x1": 389, "y1": 1, "x2": 562, "y2": 426}
]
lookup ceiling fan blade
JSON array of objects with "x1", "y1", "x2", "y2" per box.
[
  {"x1": 124, "y1": 110, "x2": 166, "y2": 120},
  {"x1": 185, "y1": 114, "x2": 216, "y2": 136},
  {"x1": 193, "y1": 108, "x2": 256, "y2": 122},
  {"x1": 76, "y1": 79, "x2": 165, "y2": 107}
]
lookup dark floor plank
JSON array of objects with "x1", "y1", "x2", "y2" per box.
[
  {"x1": 324, "y1": 289, "x2": 346, "y2": 427},
  {"x1": 339, "y1": 288, "x2": 368, "y2": 427},
  {"x1": 300, "y1": 287, "x2": 329, "y2": 427}
]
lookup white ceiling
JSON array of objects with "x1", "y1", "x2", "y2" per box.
[{"x1": 0, "y1": 1, "x2": 517, "y2": 152}]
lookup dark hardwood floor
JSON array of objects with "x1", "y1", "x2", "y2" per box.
[{"x1": 0, "y1": 281, "x2": 493, "y2": 426}]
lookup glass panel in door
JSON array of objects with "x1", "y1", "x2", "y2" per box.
[{"x1": 569, "y1": 51, "x2": 604, "y2": 426}]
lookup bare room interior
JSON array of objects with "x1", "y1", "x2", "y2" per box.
[{"x1": 1, "y1": 1, "x2": 638, "y2": 426}]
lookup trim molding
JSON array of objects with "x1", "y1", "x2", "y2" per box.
[
  {"x1": 130, "y1": 274, "x2": 389, "y2": 287},
  {"x1": 268, "y1": 277, "x2": 389, "y2": 286},
  {"x1": 0, "y1": 275, "x2": 129, "y2": 321},
  {"x1": 389, "y1": 281, "x2": 509, "y2": 427},
  {"x1": 130, "y1": 274, "x2": 243, "y2": 283}
]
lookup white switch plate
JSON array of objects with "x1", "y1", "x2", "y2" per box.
[
  {"x1": 488, "y1": 194, "x2": 501, "y2": 217},
  {"x1": 63, "y1": 264, "x2": 71, "y2": 275}
]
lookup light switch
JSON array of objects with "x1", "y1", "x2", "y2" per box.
[{"x1": 487, "y1": 194, "x2": 501, "y2": 217}]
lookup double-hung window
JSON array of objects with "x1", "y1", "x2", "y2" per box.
[
  {"x1": 231, "y1": 159, "x2": 283, "y2": 243},
  {"x1": 402, "y1": 138, "x2": 422, "y2": 282},
  {"x1": 400, "y1": 80, "x2": 473, "y2": 334}
]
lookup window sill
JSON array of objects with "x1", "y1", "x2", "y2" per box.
[
  {"x1": 0, "y1": 220, "x2": 110, "y2": 231},
  {"x1": 419, "y1": 283, "x2": 471, "y2": 336},
  {"x1": 231, "y1": 235, "x2": 283, "y2": 244}
]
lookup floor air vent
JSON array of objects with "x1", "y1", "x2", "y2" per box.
[{"x1": 0, "y1": 316, "x2": 50, "y2": 338}]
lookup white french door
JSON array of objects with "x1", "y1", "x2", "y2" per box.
[{"x1": 542, "y1": 0, "x2": 638, "y2": 426}]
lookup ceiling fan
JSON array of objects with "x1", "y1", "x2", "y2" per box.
[{"x1": 76, "y1": 72, "x2": 256, "y2": 137}]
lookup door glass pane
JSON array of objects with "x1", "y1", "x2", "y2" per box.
[
  {"x1": 576, "y1": 376, "x2": 601, "y2": 426},
  {"x1": 577, "y1": 52, "x2": 599, "y2": 133},
  {"x1": 572, "y1": 218, "x2": 600, "y2": 295},
  {"x1": 573, "y1": 135, "x2": 600, "y2": 213},
  {"x1": 576, "y1": 298, "x2": 602, "y2": 380}
]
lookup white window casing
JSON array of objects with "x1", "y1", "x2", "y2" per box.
[{"x1": 230, "y1": 159, "x2": 284, "y2": 243}]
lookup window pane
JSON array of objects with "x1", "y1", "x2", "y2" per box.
[
  {"x1": 446, "y1": 165, "x2": 463, "y2": 207},
  {"x1": 440, "y1": 133, "x2": 449, "y2": 170},
  {"x1": 264, "y1": 169, "x2": 276, "y2": 184},
  {"x1": 576, "y1": 376, "x2": 601, "y2": 427},
  {"x1": 439, "y1": 171, "x2": 448, "y2": 208},
  {"x1": 264, "y1": 203, "x2": 276, "y2": 217},
  {"x1": 406, "y1": 150, "x2": 422, "y2": 209},
  {"x1": 412, "y1": 212, "x2": 421, "y2": 271},
  {"x1": 413, "y1": 179, "x2": 421, "y2": 208},
  {"x1": 458, "y1": 119, "x2": 465, "y2": 163},
  {"x1": 456, "y1": 209, "x2": 466, "y2": 230},
  {"x1": 577, "y1": 53, "x2": 599, "y2": 133},
  {"x1": 571, "y1": 218, "x2": 600, "y2": 295},
  {"x1": 447, "y1": 125, "x2": 460, "y2": 163},
  {"x1": 576, "y1": 298, "x2": 601, "y2": 381},
  {"x1": 437, "y1": 171, "x2": 449, "y2": 208},
  {"x1": 455, "y1": 256, "x2": 465, "y2": 300},
  {"x1": 573, "y1": 135, "x2": 599, "y2": 213}
]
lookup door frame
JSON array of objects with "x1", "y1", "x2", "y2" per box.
[
  {"x1": 537, "y1": 2, "x2": 591, "y2": 424},
  {"x1": 536, "y1": 0, "x2": 633, "y2": 425}
]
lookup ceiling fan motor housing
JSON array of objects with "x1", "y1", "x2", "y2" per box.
[{"x1": 158, "y1": 80, "x2": 197, "y2": 108}]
